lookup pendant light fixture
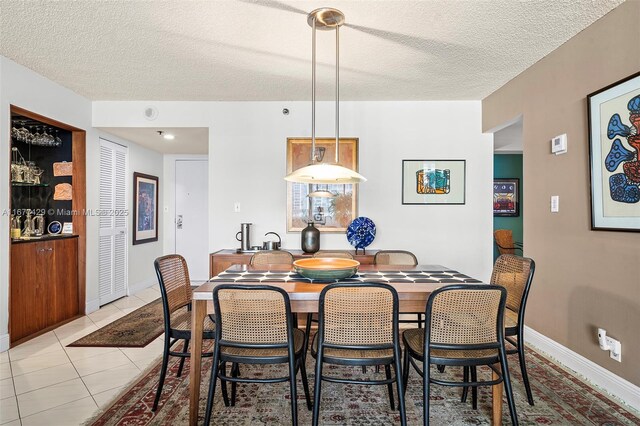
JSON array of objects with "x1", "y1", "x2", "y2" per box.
[{"x1": 284, "y1": 8, "x2": 366, "y2": 184}]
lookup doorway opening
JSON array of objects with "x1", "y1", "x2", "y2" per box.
[{"x1": 492, "y1": 118, "x2": 523, "y2": 261}]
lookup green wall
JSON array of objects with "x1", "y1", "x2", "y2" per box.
[{"x1": 493, "y1": 154, "x2": 523, "y2": 260}]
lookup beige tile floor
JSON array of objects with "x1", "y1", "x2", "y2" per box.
[{"x1": 0, "y1": 285, "x2": 165, "y2": 426}]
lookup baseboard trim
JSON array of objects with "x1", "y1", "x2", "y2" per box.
[
  {"x1": 86, "y1": 298, "x2": 100, "y2": 315},
  {"x1": 128, "y1": 278, "x2": 157, "y2": 296},
  {"x1": 525, "y1": 326, "x2": 640, "y2": 411},
  {"x1": 0, "y1": 333, "x2": 9, "y2": 352}
]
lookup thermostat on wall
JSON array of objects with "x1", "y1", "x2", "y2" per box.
[{"x1": 551, "y1": 134, "x2": 568, "y2": 155}]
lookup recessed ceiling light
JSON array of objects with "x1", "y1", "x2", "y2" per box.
[{"x1": 157, "y1": 130, "x2": 175, "y2": 141}]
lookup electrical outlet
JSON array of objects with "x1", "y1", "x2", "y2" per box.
[
  {"x1": 606, "y1": 336, "x2": 622, "y2": 362},
  {"x1": 234, "y1": 202, "x2": 241, "y2": 213},
  {"x1": 551, "y1": 196, "x2": 559, "y2": 212}
]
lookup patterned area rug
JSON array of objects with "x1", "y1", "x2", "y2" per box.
[
  {"x1": 68, "y1": 298, "x2": 164, "y2": 348},
  {"x1": 88, "y1": 339, "x2": 639, "y2": 425}
]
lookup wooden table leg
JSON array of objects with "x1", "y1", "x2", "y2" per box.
[
  {"x1": 491, "y1": 364, "x2": 503, "y2": 426},
  {"x1": 189, "y1": 300, "x2": 207, "y2": 426}
]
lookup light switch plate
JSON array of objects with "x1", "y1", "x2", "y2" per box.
[
  {"x1": 551, "y1": 195, "x2": 559, "y2": 212},
  {"x1": 234, "y1": 202, "x2": 241, "y2": 213}
]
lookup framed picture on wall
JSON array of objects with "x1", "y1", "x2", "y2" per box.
[
  {"x1": 133, "y1": 172, "x2": 159, "y2": 244},
  {"x1": 587, "y1": 71, "x2": 640, "y2": 232},
  {"x1": 493, "y1": 178, "x2": 519, "y2": 217},
  {"x1": 402, "y1": 159, "x2": 466, "y2": 205},
  {"x1": 286, "y1": 138, "x2": 359, "y2": 232}
]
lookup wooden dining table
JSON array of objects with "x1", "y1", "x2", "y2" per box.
[{"x1": 188, "y1": 264, "x2": 503, "y2": 425}]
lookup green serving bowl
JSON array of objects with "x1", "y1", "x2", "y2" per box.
[{"x1": 293, "y1": 258, "x2": 360, "y2": 281}]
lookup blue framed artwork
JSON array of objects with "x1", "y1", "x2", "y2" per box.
[
  {"x1": 402, "y1": 160, "x2": 465, "y2": 205},
  {"x1": 587, "y1": 72, "x2": 640, "y2": 232},
  {"x1": 133, "y1": 172, "x2": 159, "y2": 244}
]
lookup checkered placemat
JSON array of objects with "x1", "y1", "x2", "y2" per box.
[{"x1": 210, "y1": 269, "x2": 483, "y2": 284}]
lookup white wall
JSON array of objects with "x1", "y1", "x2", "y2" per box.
[
  {"x1": 0, "y1": 56, "x2": 95, "y2": 349},
  {"x1": 94, "y1": 100, "x2": 494, "y2": 281},
  {"x1": 97, "y1": 132, "x2": 165, "y2": 298}
]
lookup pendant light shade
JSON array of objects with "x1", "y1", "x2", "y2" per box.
[
  {"x1": 284, "y1": 8, "x2": 366, "y2": 185},
  {"x1": 286, "y1": 163, "x2": 366, "y2": 184}
]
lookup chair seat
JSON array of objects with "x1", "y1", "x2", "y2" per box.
[
  {"x1": 220, "y1": 328, "x2": 306, "y2": 360},
  {"x1": 170, "y1": 307, "x2": 216, "y2": 338},
  {"x1": 504, "y1": 307, "x2": 518, "y2": 333},
  {"x1": 403, "y1": 328, "x2": 499, "y2": 361},
  {"x1": 311, "y1": 333, "x2": 394, "y2": 363}
]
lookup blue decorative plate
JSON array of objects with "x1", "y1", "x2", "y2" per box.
[
  {"x1": 346, "y1": 217, "x2": 376, "y2": 249},
  {"x1": 48, "y1": 221, "x2": 62, "y2": 235}
]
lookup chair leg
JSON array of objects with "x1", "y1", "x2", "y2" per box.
[
  {"x1": 436, "y1": 365, "x2": 445, "y2": 373},
  {"x1": 152, "y1": 336, "x2": 171, "y2": 411},
  {"x1": 298, "y1": 358, "x2": 313, "y2": 410},
  {"x1": 461, "y1": 366, "x2": 469, "y2": 403},
  {"x1": 402, "y1": 347, "x2": 410, "y2": 398},
  {"x1": 470, "y1": 366, "x2": 478, "y2": 410},
  {"x1": 500, "y1": 347, "x2": 519, "y2": 426},
  {"x1": 288, "y1": 354, "x2": 299, "y2": 426},
  {"x1": 220, "y1": 361, "x2": 230, "y2": 407},
  {"x1": 312, "y1": 347, "x2": 324, "y2": 426},
  {"x1": 517, "y1": 338, "x2": 535, "y2": 405},
  {"x1": 203, "y1": 345, "x2": 221, "y2": 426},
  {"x1": 304, "y1": 313, "x2": 313, "y2": 363},
  {"x1": 231, "y1": 362, "x2": 239, "y2": 406},
  {"x1": 423, "y1": 358, "x2": 431, "y2": 426},
  {"x1": 176, "y1": 339, "x2": 189, "y2": 378},
  {"x1": 417, "y1": 313, "x2": 422, "y2": 328},
  {"x1": 385, "y1": 364, "x2": 395, "y2": 410},
  {"x1": 393, "y1": 346, "x2": 407, "y2": 426}
]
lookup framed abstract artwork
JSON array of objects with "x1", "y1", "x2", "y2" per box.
[
  {"x1": 133, "y1": 172, "x2": 159, "y2": 244},
  {"x1": 286, "y1": 138, "x2": 359, "y2": 232},
  {"x1": 587, "y1": 72, "x2": 640, "y2": 231},
  {"x1": 493, "y1": 178, "x2": 519, "y2": 217},
  {"x1": 402, "y1": 159, "x2": 466, "y2": 205}
]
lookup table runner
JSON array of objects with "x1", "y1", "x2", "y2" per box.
[{"x1": 210, "y1": 269, "x2": 483, "y2": 284}]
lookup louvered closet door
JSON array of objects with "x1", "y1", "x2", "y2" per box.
[{"x1": 99, "y1": 139, "x2": 128, "y2": 306}]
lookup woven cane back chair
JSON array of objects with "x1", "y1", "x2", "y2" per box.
[
  {"x1": 402, "y1": 285, "x2": 518, "y2": 425},
  {"x1": 250, "y1": 250, "x2": 295, "y2": 266},
  {"x1": 313, "y1": 250, "x2": 354, "y2": 259},
  {"x1": 311, "y1": 283, "x2": 407, "y2": 426},
  {"x1": 203, "y1": 285, "x2": 311, "y2": 426},
  {"x1": 494, "y1": 229, "x2": 523, "y2": 255},
  {"x1": 153, "y1": 255, "x2": 220, "y2": 411},
  {"x1": 374, "y1": 250, "x2": 423, "y2": 327},
  {"x1": 467, "y1": 254, "x2": 535, "y2": 406},
  {"x1": 374, "y1": 250, "x2": 418, "y2": 266}
]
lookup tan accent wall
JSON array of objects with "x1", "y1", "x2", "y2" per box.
[{"x1": 483, "y1": 0, "x2": 640, "y2": 385}]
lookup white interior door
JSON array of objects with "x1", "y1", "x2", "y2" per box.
[
  {"x1": 99, "y1": 138, "x2": 128, "y2": 305},
  {"x1": 175, "y1": 160, "x2": 209, "y2": 281}
]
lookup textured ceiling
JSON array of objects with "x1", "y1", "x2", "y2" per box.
[
  {"x1": 0, "y1": 0, "x2": 624, "y2": 101},
  {"x1": 100, "y1": 127, "x2": 209, "y2": 154}
]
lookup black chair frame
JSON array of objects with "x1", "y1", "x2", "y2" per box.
[
  {"x1": 203, "y1": 284, "x2": 312, "y2": 426},
  {"x1": 463, "y1": 257, "x2": 536, "y2": 406},
  {"x1": 312, "y1": 282, "x2": 407, "y2": 426},
  {"x1": 152, "y1": 257, "x2": 228, "y2": 412},
  {"x1": 402, "y1": 284, "x2": 519, "y2": 426}
]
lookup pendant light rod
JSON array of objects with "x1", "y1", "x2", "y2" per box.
[
  {"x1": 311, "y1": 16, "x2": 317, "y2": 164},
  {"x1": 335, "y1": 25, "x2": 340, "y2": 164}
]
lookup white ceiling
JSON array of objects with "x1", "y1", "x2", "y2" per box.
[
  {"x1": 0, "y1": 0, "x2": 623, "y2": 101},
  {"x1": 101, "y1": 127, "x2": 209, "y2": 154}
]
